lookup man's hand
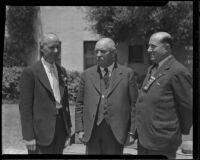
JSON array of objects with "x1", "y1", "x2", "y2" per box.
[
  {"x1": 125, "y1": 134, "x2": 136, "y2": 146},
  {"x1": 77, "y1": 131, "x2": 85, "y2": 143},
  {"x1": 24, "y1": 139, "x2": 36, "y2": 151}
]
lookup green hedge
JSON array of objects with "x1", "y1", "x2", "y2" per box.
[
  {"x1": 2, "y1": 67, "x2": 81, "y2": 104},
  {"x1": 2, "y1": 67, "x2": 23, "y2": 103}
]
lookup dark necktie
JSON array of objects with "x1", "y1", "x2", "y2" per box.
[
  {"x1": 103, "y1": 67, "x2": 109, "y2": 88},
  {"x1": 150, "y1": 63, "x2": 159, "y2": 76}
]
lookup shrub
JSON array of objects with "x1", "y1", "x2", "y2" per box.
[
  {"x1": 2, "y1": 67, "x2": 24, "y2": 103},
  {"x1": 66, "y1": 71, "x2": 81, "y2": 105}
]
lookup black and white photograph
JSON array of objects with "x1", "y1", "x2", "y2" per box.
[{"x1": 2, "y1": 1, "x2": 196, "y2": 159}]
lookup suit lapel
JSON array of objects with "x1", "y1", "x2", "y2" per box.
[
  {"x1": 153, "y1": 56, "x2": 174, "y2": 79},
  {"x1": 142, "y1": 56, "x2": 175, "y2": 91},
  {"x1": 55, "y1": 64, "x2": 65, "y2": 100},
  {"x1": 142, "y1": 66, "x2": 152, "y2": 88},
  {"x1": 89, "y1": 66, "x2": 101, "y2": 95},
  {"x1": 107, "y1": 65, "x2": 123, "y2": 97},
  {"x1": 36, "y1": 61, "x2": 54, "y2": 96}
]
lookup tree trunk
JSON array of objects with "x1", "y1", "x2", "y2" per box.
[{"x1": 25, "y1": 7, "x2": 43, "y2": 66}]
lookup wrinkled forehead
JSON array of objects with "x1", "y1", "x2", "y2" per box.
[
  {"x1": 149, "y1": 35, "x2": 163, "y2": 46},
  {"x1": 95, "y1": 38, "x2": 115, "y2": 50},
  {"x1": 41, "y1": 34, "x2": 60, "y2": 46}
]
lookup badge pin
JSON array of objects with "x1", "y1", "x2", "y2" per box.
[{"x1": 156, "y1": 82, "x2": 160, "y2": 86}]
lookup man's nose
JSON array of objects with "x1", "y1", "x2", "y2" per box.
[
  {"x1": 147, "y1": 47, "x2": 152, "y2": 53},
  {"x1": 96, "y1": 51, "x2": 102, "y2": 57},
  {"x1": 54, "y1": 47, "x2": 58, "y2": 53}
]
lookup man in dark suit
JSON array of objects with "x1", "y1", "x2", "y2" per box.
[
  {"x1": 131, "y1": 32, "x2": 193, "y2": 158},
  {"x1": 75, "y1": 37, "x2": 138, "y2": 154},
  {"x1": 19, "y1": 33, "x2": 72, "y2": 154}
]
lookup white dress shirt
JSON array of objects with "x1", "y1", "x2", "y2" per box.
[{"x1": 41, "y1": 57, "x2": 61, "y2": 108}]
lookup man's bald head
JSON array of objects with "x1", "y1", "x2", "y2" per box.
[
  {"x1": 40, "y1": 33, "x2": 60, "y2": 64},
  {"x1": 40, "y1": 33, "x2": 60, "y2": 47},
  {"x1": 95, "y1": 38, "x2": 116, "y2": 51},
  {"x1": 95, "y1": 37, "x2": 117, "y2": 68},
  {"x1": 148, "y1": 32, "x2": 173, "y2": 64},
  {"x1": 150, "y1": 32, "x2": 173, "y2": 48}
]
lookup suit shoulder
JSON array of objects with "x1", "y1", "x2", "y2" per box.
[
  {"x1": 59, "y1": 65, "x2": 67, "y2": 73},
  {"x1": 22, "y1": 61, "x2": 40, "y2": 74},
  {"x1": 84, "y1": 65, "x2": 98, "y2": 74},
  {"x1": 171, "y1": 60, "x2": 190, "y2": 75},
  {"x1": 118, "y1": 64, "x2": 135, "y2": 74}
]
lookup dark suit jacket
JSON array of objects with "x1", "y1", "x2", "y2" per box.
[
  {"x1": 19, "y1": 60, "x2": 72, "y2": 146},
  {"x1": 135, "y1": 55, "x2": 193, "y2": 151},
  {"x1": 75, "y1": 64, "x2": 138, "y2": 145}
]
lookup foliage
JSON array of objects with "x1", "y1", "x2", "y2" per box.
[
  {"x1": 2, "y1": 67, "x2": 81, "y2": 105},
  {"x1": 85, "y1": 2, "x2": 193, "y2": 46},
  {"x1": 66, "y1": 71, "x2": 81, "y2": 104},
  {"x1": 6, "y1": 6, "x2": 39, "y2": 66},
  {"x1": 2, "y1": 67, "x2": 24, "y2": 102},
  {"x1": 3, "y1": 37, "x2": 26, "y2": 67}
]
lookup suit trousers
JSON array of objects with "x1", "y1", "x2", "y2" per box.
[
  {"x1": 86, "y1": 119, "x2": 123, "y2": 154},
  {"x1": 28, "y1": 110, "x2": 67, "y2": 154},
  {"x1": 138, "y1": 139, "x2": 177, "y2": 159}
]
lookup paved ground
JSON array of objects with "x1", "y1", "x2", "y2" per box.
[{"x1": 2, "y1": 104, "x2": 193, "y2": 159}]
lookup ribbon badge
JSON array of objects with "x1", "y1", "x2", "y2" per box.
[{"x1": 143, "y1": 76, "x2": 156, "y2": 91}]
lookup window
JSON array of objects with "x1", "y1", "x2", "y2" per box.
[
  {"x1": 84, "y1": 41, "x2": 97, "y2": 69},
  {"x1": 128, "y1": 45, "x2": 144, "y2": 63}
]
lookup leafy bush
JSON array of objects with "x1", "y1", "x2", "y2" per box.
[
  {"x1": 2, "y1": 67, "x2": 82, "y2": 105},
  {"x1": 66, "y1": 71, "x2": 81, "y2": 105},
  {"x1": 2, "y1": 67, "x2": 24, "y2": 103}
]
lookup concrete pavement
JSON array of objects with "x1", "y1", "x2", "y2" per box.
[{"x1": 63, "y1": 143, "x2": 193, "y2": 159}]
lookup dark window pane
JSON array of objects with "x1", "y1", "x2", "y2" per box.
[
  {"x1": 128, "y1": 45, "x2": 144, "y2": 63},
  {"x1": 84, "y1": 41, "x2": 97, "y2": 69}
]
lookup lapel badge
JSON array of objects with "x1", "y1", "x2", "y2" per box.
[
  {"x1": 156, "y1": 82, "x2": 161, "y2": 86},
  {"x1": 61, "y1": 74, "x2": 68, "y2": 87},
  {"x1": 143, "y1": 76, "x2": 155, "y2": 91}
]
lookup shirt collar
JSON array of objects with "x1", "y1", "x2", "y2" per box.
[
  {"x1": 100, "y1": 62, "x2": 115, "y2": 75},
  {"x1": 41, "y1": 57, "x2": 56, "y2": 72}
]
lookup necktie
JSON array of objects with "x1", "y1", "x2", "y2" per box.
[
  {"x1": 150, "y1": 63, "x2": 158, "y2": 76},
  {"x1": 103, "y1": 67, "x2": 109, "y2": 88},
  {"x1": 50, "y1": 65, "x2": 61, "y2": 103}
]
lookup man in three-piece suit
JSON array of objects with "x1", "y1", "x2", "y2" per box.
[
  {"x1": 19, "y1": 33, "x2": 72, "y2": 154},
  {"x1": 75, "y1": 37, "x2": 138, "y2": 154},
  {"x1": 132, "y1": 32, "x2": 193, "y2": 158}
]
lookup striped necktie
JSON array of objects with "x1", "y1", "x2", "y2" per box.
[{"x1": 103, "y1": 67, "x2": 109, "y2": 88}]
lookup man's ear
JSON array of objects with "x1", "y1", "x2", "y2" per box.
[{"x1": 165, "y1": 43, "x2": 170, "y2": 50}]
